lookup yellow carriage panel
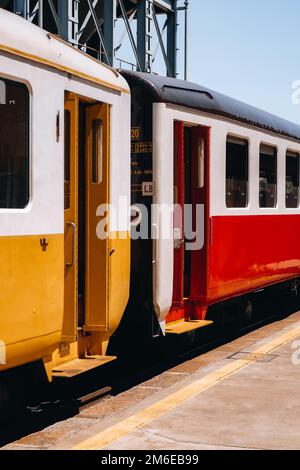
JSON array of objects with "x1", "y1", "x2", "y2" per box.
[{"x1": 0, "y1": 234, "x2": 64, "y2": 371}]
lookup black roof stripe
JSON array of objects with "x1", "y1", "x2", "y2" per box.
[{"x1": 120, "y1": 71, "x2": 300, "y2": 142}]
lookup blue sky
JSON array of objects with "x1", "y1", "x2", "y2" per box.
[
  {"x1": 116, "y1": 1, "x2": 300, "y2": 123},
  {"x1": 181, "y1": 0, "x2": 300, "y2": 123}
]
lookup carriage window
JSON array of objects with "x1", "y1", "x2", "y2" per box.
[
  {"x1": 259, "y1": 145, "x2": 277, "y2": 208},
  {"x1": 286, "y1": 151, "x2": 300, "y2": 208},
  {"x1": 0, "y1": 78, "x2": 29, "y2": 208},
  {"x1": 226, "y1": 137, "x2": 248, "y2": 208},
  {"x1": 92, "y1": 119, "x2": 103, "y2": 184}
]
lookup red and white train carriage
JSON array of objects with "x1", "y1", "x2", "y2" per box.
[{"x1": 120, "y1": 71, "x2": 300, "y2": 337}]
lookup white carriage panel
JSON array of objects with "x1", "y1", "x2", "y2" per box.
[
  {"x1": 62, "y1": 77, "x2": 125, "y2": 107},
  {"x1": 152, "y1": 104, "x2": 174, "y2": 326},
  {"x1": 0, "y1": 54, "x2": 64, "y2": 237},
  {"x1": 284, "y1": 143, "x2": 300, "y2": 215},
  {"x1": 271, "y1": 142, "x2": 286, "y2": 213},
  {"x1": 250, "y1": 135, "x2": 261, "y2": 211},
  {"x1": 109, "y1": 91, "x2": 131, "y2": 233},
  {"x1": 209, "y1": 123, "x2": 227, "y2": 216}
]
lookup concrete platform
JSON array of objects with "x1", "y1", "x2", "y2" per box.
[{"x1": 2, "y1": 312, "x2": 300, "y2": 451}]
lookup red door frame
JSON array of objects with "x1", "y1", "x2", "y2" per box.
[
  {"x1": 167, "y1": 122, "x2": 210, "y2": 324},
  {"x1": 171, "y1": 121, "x2": 185, "y2": 318}
]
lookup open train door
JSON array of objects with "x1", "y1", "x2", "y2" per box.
[
  {"x1": 189, "y1": 125, "x2": 209, "y2": 319},
  {"x1": 166, "y1": 121, "x2": 212, "y2": 334},
  {"x1": 84, "y1": 103, "x2": 110, "y2": 349},
  {"x1": 172, "y1": 121, "x2": 185, "y2": 314},
  {"x1": 63, "y1": 92, "x2": 79, "y2": 342},
  {"x1": 59, "y1": 96, "x2": 114, "y2": 362}
]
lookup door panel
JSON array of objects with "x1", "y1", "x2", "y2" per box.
[
  {"x1": 190, "y1": 126, "x2": 209, "y2": 304},
  {"x1": 170, "y1": 122, "x2": 208, "y2": 323},
  {"x1": 85, "y1": 103, "x2": 110, "y2": 331},
  {"x1": 63, "y1": 92, "x2": 79, "y2": 342},
  {"x1": 172, "y1": 121, "x2": 185, "y2": 307},
  {"x1": 184, "y1": 127, "x2": 193, "y2": 299}
]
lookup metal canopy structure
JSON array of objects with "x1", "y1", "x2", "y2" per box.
[{"x1": 1, "y1": 0, "x2": 189, "y2": 78}]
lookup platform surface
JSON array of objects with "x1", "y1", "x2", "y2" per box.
[{"x1": 3, "y1": 311, "x2": 300, "y2": 450}]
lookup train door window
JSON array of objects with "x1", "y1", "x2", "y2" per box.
[
  {"x1": 286, "y1": 151, "x2": 300, "y2": 208},
  {"x1": 0, "y1": 78, "x2": 29, "y2": 208},
  {"x1": 259, "y1": 144, "x2": 277, "y2": 208},
  {"x1": 64, "y1": 110, "x2": 71, "y2": 210},
  {"x1": 226, "y1": 136, "x2": 248, "y2": 208},
  {"x1": 92, "y1": 119, "x2": 103, "y2": 184},
  {"x1": 174, "y1": 129, "x2": 179, "y2": 205},
  {"x1": 196, "y1": 136, "x2": 205, "y2": 189}
]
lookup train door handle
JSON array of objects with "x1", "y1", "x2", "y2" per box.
[
  {"x1": 174, "y1": 227, "x2": 184, "y2": 250},
  {"x1": 174, "y1": 239, "x2": 184, "y2": 249},
  {"x1": 66, "y1": 222, "x2": 76, "y2": 268},
  {"x1": 152, "y1": 223, "x2": 159, "y2": 265}
]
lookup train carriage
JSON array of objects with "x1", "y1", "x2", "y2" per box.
[
  {"x1": 120, "y1": 70, "x2": 300, "y2": 337},
  {"x1": 0, "y1": 9, "x2": 131, "y2": 383},
  {"x1": 1, "y1": 6, "x2": 300, "y2": 411}
]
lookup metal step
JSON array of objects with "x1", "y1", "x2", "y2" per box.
[
  {"x1": 52, "y1": 356, "x2": 116, "y2": 379},
  {"x1": 165, "y1": 320, "x2": 213, "y2": 335}
]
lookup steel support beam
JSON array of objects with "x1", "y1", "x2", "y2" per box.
[
  {"x1": 167, "y1": 0, "x2": 177, "y2": 77},
  {"x1": 119, "y1": 0, "x2": 143, "y2": 72},
  {"x1": 56, "y1": 0, "x2": 68, "y2": 40},
  {"x1": 102, "y1": 0, "x2": 116, "y2": 66},
  {"x1": 137, "y1": 0, "x2": 153, "y2": 73},
  {"x1": 47, "y1": 0, "x2": 65, "y2": 40},
  {"x1": 152, "y1": 5, "x2": 172, "y2": 77},
  {"x1": 86, "y1": 0, "x2": 112, "y2": 65},
  {"x1": 27, "y1": 1, "x2": 38, "y2": 23},
  {"x1": 77, "y1": 0, "x2": 100, "y2": 44},
  {"x1": 57, "y1": 0, "x2": 79, "y2": 45},
  {"x1": 184, "y1": 0, "x2": 189, "y2": 80},
  {"x1": 38, "y1": 0, "x2": 43, "y2": 28},
  {"x1": 153, "y1": 0, "x2": 174, "y2": 12},
  {"x1": 13, "y1": 0, "x2": 29, "y2": 18}
]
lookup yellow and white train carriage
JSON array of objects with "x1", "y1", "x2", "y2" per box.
[{"x1": 0, "y1": 10, "x2": 130, "y2": 381}]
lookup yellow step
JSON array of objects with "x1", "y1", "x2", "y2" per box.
[
  {"x1": 52, "y1": 356, "x2": 116, "y2": 379},
  {"x1": 165, "y1": 320, "x2": 213, "y2": 335}
]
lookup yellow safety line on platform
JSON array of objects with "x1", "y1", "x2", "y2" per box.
[{"x1": 72, "y1": 323, "x2": 300, "y2": 450}]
